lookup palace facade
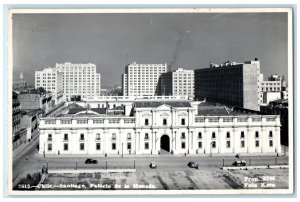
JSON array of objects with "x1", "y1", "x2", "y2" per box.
[{"x1": 38, "y1": 99, "x2": 281, "y2": 156}]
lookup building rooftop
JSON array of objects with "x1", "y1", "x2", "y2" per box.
[
  {"x1": 67, "y1": 103, "x2": 84, "y2": 109},
  {"x1": 135, "y1": 101, "x2": 191, "y2": 108},
  {"x1": 19, "y1": 88, "x2": 50, "y2": 95},
  {"x1": 21, "y1": 108, "x2": 44, "y2": 116},
  {"x1": 197, "y1": 102, "x2": 261, "y2": 116},
  {"x1": 67, "y1": 108, "x2": 106, "y2": 115},
  {"x1": 270, "y1": 98, "x2": 288, "y2": 104}
]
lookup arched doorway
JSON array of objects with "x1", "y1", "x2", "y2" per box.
[{"x1": 160, "y1": 134, "x2": 170, "y2": 153}]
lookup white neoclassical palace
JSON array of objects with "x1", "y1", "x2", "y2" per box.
[{"x1": 38, "y1": 98, "x2": 281, "y2": 156}]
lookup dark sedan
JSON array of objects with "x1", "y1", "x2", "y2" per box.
[{"x1": 85, "y1": 158, "x2": 98, "y2": 164}]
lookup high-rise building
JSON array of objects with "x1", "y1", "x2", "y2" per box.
[
  {"x1": 160, "y1": 68, "x2": 194, "y2": 97},
  {"x1": 122, "y1": 62, "x2": 167, "y2": 96},
  {"x1": 55, "y1": 63, "x2": 101, "y2": 101},
  {"x1": 35, "y1": 67, "x2": 64, "y2": 105},
  {"x1": 194, "y1": 60, "x2": 260, "y2": 111}
]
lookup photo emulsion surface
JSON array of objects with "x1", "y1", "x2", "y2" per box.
[{"x1": 8, "y1": 8, "x2": 293, "y2": 195}]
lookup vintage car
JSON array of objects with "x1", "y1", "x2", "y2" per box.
[
  {"x1": 85, "y1": 158, "x2": 98, "y2": 164},
  {"x1": 188, "y1": 161, "x2": 199, "y2": 169},
  {"x1": 232, "y1": 160, "x2": 247, "y2": 166},
  {"x1": 149, "y1": 162, "x2": 157, "y2": 169}
]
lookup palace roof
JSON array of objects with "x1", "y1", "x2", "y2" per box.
[{"x1": 135, "y1": 101, "x2": 191, "y2": 108}]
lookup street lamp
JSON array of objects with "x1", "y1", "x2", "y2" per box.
[
  {"x1": 43, "y1": 143, "x2": 45, "y2": 158},
  {"x1": 210, "y1": 142, "x2": 213, "y2": 157}
]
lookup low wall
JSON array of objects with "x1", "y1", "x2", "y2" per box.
[
  {"x1": 48, "y1": 168, "x2": 136, "y2": 174},
  {"x1": 222, "y1": 165, "x2": 289, "y2": 170}
]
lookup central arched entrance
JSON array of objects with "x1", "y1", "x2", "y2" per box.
[{"x1": 160, "y1": 134, "x2": 170, "y2": 153}]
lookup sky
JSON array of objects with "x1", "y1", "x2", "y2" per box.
[{"x1": 12, "y1": 12, "x2": 288, "y2": 87}]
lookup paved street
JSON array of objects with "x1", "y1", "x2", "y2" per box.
[{"x1": 13, "y1": 140, "x2": 289, "y2": 182}]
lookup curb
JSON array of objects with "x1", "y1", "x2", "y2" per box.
[
  {"x1": 222, "y1": 165, "x2": 289, "y2": 170},
  {"x1": 48, "y1": 169, "x2": 136, "y2": 174}
]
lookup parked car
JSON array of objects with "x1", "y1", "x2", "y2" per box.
[
  {"x1": 232, "y1": 160, "x2": 247, "y2": 166},
  {"x1": 149, "y1": 162, "x2": 157, "y2": 169},
  {"x1": 188, "y1": 161, "x2": 199, "y2": 168},
  {"x1": 85, "y1": 158, "x2": 98, "y2": 164}
]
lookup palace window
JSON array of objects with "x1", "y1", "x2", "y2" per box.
[
  {"x1": 145, "y1": 142, "x2": 149, "y2": 150},
  {"x1": 198, "y1": 141, "x2": 202, "y2": 149},
  {"x1": 198, "y1": 132, "x2": 202, "y2": 139},
  {"x1": 255, "y1": 131, "x2": 259, "y2": 138},
  {"x1": 64, "y1": 134, "x2": 68, "y2": 141},
  {"x1": 226, "y1": 132, "x2": 230, "y2": 139},
  {"x1": 127, "y1": 143, "x2": 131, "y2": 150},
  {"x1": 80, "y1": 143, "x2": 84, "y2": 150},
  {"x1": 96, "y1": 143, "x2": 101, "y2": 150},
  {"x1": 269, "y1": 131, "x2": 273, "y2": 138},
  {"x1": 211, "y1": 141, "x2": 216, "y2": 148},
  {"x1": 163, "y1": 118, "x2": 167, "y2": 126},
  {"x1": 181, "y1": 132, "x2": 186, "y2": 139},
  {"x1": 241, "y1": 131, "x2": 245, "y2": 139},
  {"x1": 226, "y1": 141, "x2": 231, "y2": 148},
  {"x1": 112, "y1": 143, "x2": 116, "y2": 150},
  {"x1": 212, "y1": 132, "x2": 216, "y2": 139},
  {"x1": 181, "y1": 142, "x2": 186, "y2": 149},
  {"x1": 241, "y1": 140, "x2": 245, "y2": 148},
  {"x1": 181, "y1": 118, "x2": 186, "y2": 125},
  {"x1": 255, "y1": 140, "x2": 259, "y2": 147},
  {"x1": 127, "y1": 133, "x2": 131, "y2": 140},
  {"x1": 48, "y1": 143, "x2": 52, "y2": 151},
  {"x1": 145, "y1": 133, "x2": 149, "y2": 140},
  {"x1": 96, "y1": 133, "x2": 101, "y2": 140},
  {"x1": 64, "y1": 143, "x2": 68, "y2": 151},
  {"x1": 145, "y1": 119, "x2": 149, "y2": 126},
  {"x1": 80, "y1": 134, "x2": 84, "y2": 140},
  {"x1": 269, "y1": 140, "x2": 273, "y2": 147},
  {"x1": 112, "y1": 133, "x2": 116, "y2": 140},
  {"x1": 48, "y1": 134, "x2": 52, "y2": 141}
]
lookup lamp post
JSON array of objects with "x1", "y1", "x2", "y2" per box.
[
  {"x1": 122, "y1": 143, "x2": 123, "y2": 158},
  {"x1": 43, "y1": 143, "x2": 45, "y2": 158},
  {"x1": 105, "y1": 160, "x2": 107, "y2": 170},
  {"x1": 210, "y1": 142, "x2": 213, "y2": 157}
]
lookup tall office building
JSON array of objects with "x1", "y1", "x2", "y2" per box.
[
  {"x1": 35, "y1": 67, "x2": 64, "y2": 105},
  {"x1": 122, "y1": 62, "x2": 167, "y2": 96},
  {"x1": 55, "y1": 63, "x2": 101, "y2": 101},
  {"x1": 194, "y1": 60, "x2": 260, "y2": 111},
  {"x1": 160, "y1": 68, "x2": 194, "y2": 97}
]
